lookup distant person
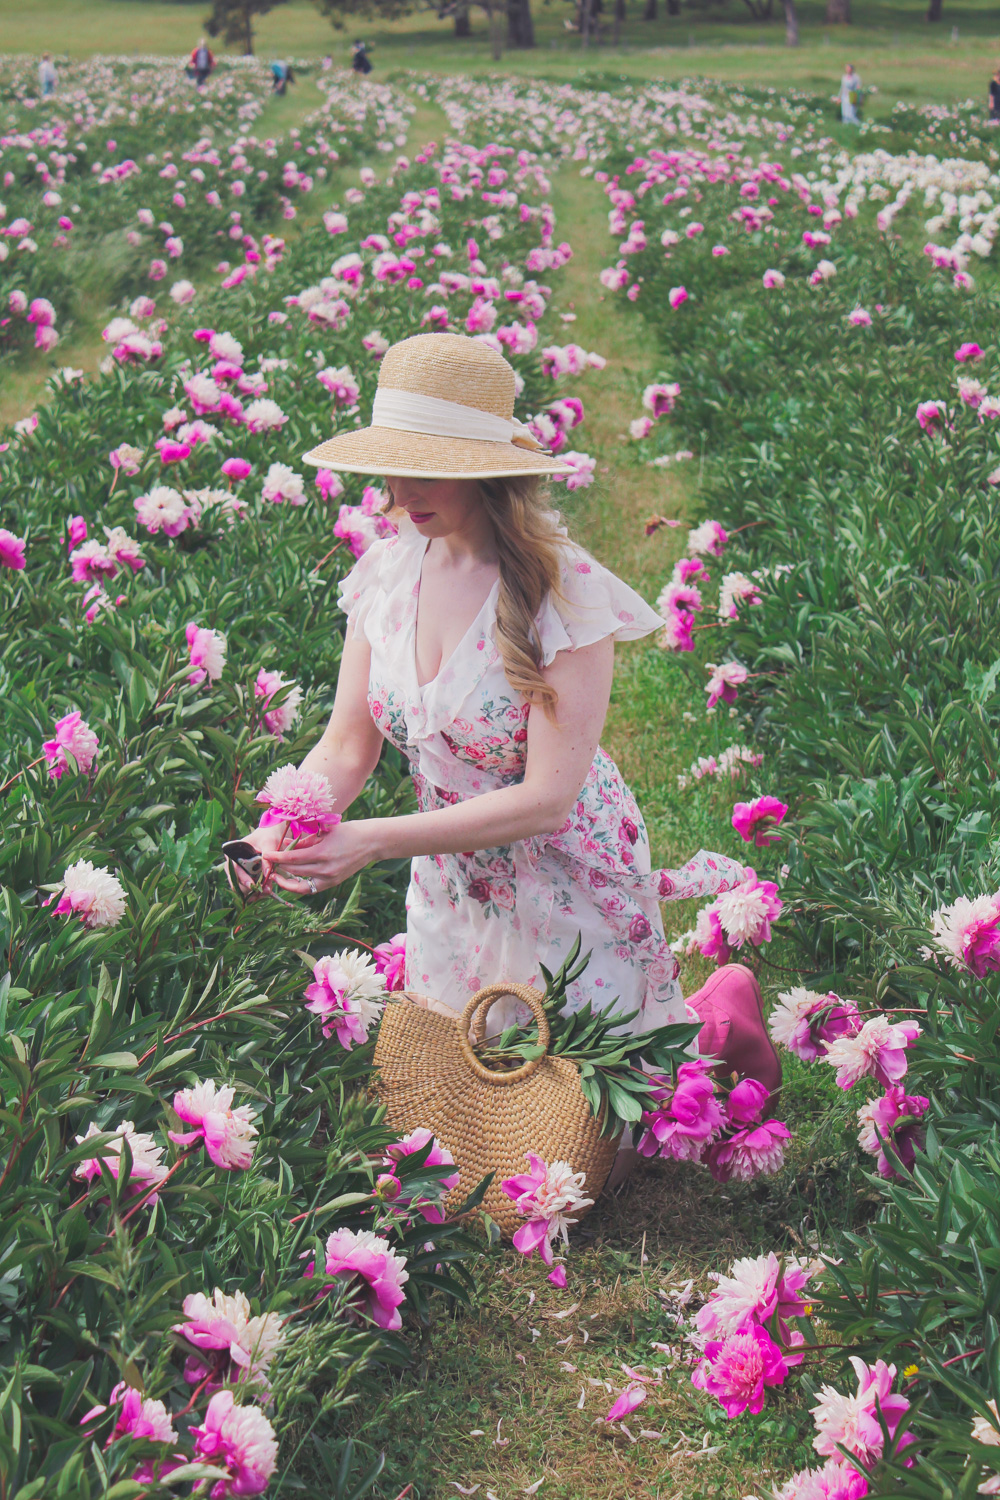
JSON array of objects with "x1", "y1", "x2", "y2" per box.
[
  {"x1": 270, "y1": 60, "x2": 294, "y2": 95},
  {"x1": 989, "y1": 66, "x2": 1000, "y2": 123},
  {"x1": 38, "y1": 53, "x2": 56, "y2": 98},
  {"x1": 322, "y1": 53, "x2": 334, "y2": 71},
  {"x1": 840, "y1": 62, "x2": 862, "y2": 124},
  {"x1": 351, "y1": 41, "x2": 373, "y2": 75},
  {"x1": 190, "y1": 39, "x2": 214, "y2": 88}
]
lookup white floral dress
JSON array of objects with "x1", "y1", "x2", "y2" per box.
[{"x1": 338, "y1": 522, "x2": 744, "y2": 1034}]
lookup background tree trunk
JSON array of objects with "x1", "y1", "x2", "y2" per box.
[
  {"x1": 825, "y1": 0, "x2": 850, "y2": 20},
  {"x1": 783, "y1": 0, "x2": 798, "y2": 44},
  {"x1": 507, "y1": 0, "x2": 535, "y2": 47},
  {"x1": 643, "y1": 0, "x2": 656, "y2": 19},
  {"x1": 244, "y1": 1, "x2": 254, "y2": 54},
  {"x1": 454, "y1": 2, "x2": 471, "y2": 35},
  {"x1": 487, "y1": 0, "x2": 503, "y2": 58},
  {"x1": 613, "y1": 0, "x2": 624, "y2": 46},
  {"x1": 666, "y1": 0, "x2": 679, "y2": 11},
  {"x1": 581, "y1": 0, "x2": 592, "y2": 47},
  {"x1": 926, "y1": 0, "x2": 942, "y2": 17}
]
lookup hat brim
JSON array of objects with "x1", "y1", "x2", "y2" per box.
[{"x1": 302, "y1": 424, "x2": 573, "y2": 480}]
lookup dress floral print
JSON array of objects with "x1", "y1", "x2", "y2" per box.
[{"x1": 338, "y1": 522, "x2": 744, "y2": 1033}]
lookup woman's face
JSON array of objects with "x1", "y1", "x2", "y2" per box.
[{"x1": 384, "y1": 475, "x2": 485, "y2": 540}]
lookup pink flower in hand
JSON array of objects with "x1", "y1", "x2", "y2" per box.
[
  {"x1": 169, "y1": 1079, "x2": 258, "y2": 1170},
  {"x1": 692, "y1": 1324, "x2": 788, "y2": 1417},
  {"x1": 811, "y1": 1357, "x2": 913, "y2": 1466},
  {"x1": 714, "y1": 872, "x2": 782, "y2": 949},
  {"x1": 190, "y1": 1389, "x2": 278, "y2": 1497},
  {"x1": 256, "y1": 764, "x2": 339, "y2": 840},
  {"x1": 318, "y1": 1227, "x2": 409, "y2": 1330},
  {"x1": 43, "y1": 709, "x2": 99, "y2": 779},
  {"x1": 636, "y1": 1059, "x2": 725, "y2": 1162},
  {"x1": 501, "y1": 1153, "x2": 593, "y2": 1265},
  {"x1": 732, "y1": 796, "x2": 788, "y2": 846},
  {"x1": 822, "y1": 1014, "x2": 921, "y2": 1089},
  {"x1": 373, "y1": 932, "x2": 407, "y2": 991}
]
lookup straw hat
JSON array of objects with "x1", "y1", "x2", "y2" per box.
[{"x1": 302, "y1": 332, "x2": 572, "y2": 480}]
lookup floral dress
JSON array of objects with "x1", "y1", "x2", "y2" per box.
[{"x1": 338, "y1": 522, "x2": 744, "y2": 1034}]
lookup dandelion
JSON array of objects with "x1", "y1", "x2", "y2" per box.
[
  {"x1": 501, "y1": 1153, "x2": 593, "y2": 1265},
  {"x1": 190, "y1": 1390, "x2": 278, "y2": 1498},
  {"x1": 43, "y1": 710, "x2": 99, "y2": 780},
  {"x1": 303, "y1": 950, "x2": 385, "y2": 1048},
  {"x1": 186, "y1": 623, "x2": 228, "y2": 686},
  {"x1": 54, "y1": 860, "x2": 127, "y2": 929},
  {"x1": 317, "y1": 1227, "x2": 409, "y2": 1330},
  {"x1": 169, "y1": 1079, "x2": 258, "y2": 1170},
  {"x1": 256, "y1": 764, "x2": 340, "y2": 840}
]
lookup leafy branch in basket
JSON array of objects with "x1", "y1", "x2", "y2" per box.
[{"x1": 475, "y1": 935, "x2": 700, "y2": 1137}]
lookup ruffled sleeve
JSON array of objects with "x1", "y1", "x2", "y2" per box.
[
  {"x1": 535, "y1": 544, "x2": 665, "y2": 666},
  {"x1": 336, "y1": 536, "x2": 398, "y2": 643}
]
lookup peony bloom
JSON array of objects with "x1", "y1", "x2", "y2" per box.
[
  {"x1": 43, "y1": 710, "x2": 99, "y2": 780},
  {"x1": 630, "y1": 416, "x2": 653, "y2": 441},
  {"x1": 317, "y1": 364, "x2": 360, "y2": 405},
  {"x1": 772, "y1": 1459, "x2": 870, "y2": 1498},
  {"x1": 173, "y1": 1288, "x2": 284, "y2": 1390},
  {"x1": 857, "y1": 1088, "x2": 929, "y2": 1178},
  {"x1": 0, "y1": 528, "x2": 26, "y2": 569},
  {"x1": 103, "y1": 526, "x2": 145, "y2": 574},
  {"x1": 54, "y1": 860, "x2": 127, "y2": 929},
  {"x1": 636, "y1": 1060, "x2": 725, "y2": 1161},
  {"x1": 169, "y1": 1079, "x2": 258, "y2": 1171},
  {"x1": 74, "y1": 1120, "x2": 168, "y2": 1201},
  {"x1": 811, "y1": 1357, "x2": 913, "y2": 1466},
  {"x1": 110, "y1": 443, "x2": 143, "y2": 475},
  {"x1": 222, "y1": 457, "x2": 253, "y2": 482},
  {"x1": 769, "y1": 988, "x2": 861, "y2": 1063},
  {"x1": 81, "y1": 1381, "x2": 177, "y2": 1449},
  {"x1": 929, "y1": 892, "x2": 1000, "y2": 976},
  {"x1": 69, "y1": 539, "x2": 115, "y2": 584},
  {"x1": 732, "y1": 796, "x2": 788, "y2": 846},
  {"x1": 170, "y1": 279, "x2": 196, "y2": 305},
  {"x1": 186, "y1": 623, "x2": 228, "y2": 686},
  {"x1": 261, "y1": 462, "x2": 305, "y2": 506},
  {"x1": 243, "y1": 398, "x2": 287, "y2": 432},
  {"x1": 190, "y1": 1389, "x2": 278, "y2": 1498},
  {"x1": 318, "y1": 1227, "x2": 409, "y2": 1330},
  {"x1": 822, "y1": 1014, "x2": 921, "y2": 1090},
  {"x1": 501, "y1": 1153, "x2": 593, "y2": 1265},
  {"x1": 67, "y1": 515, "x2": 88, "y2": 549},
  {"x1": 692, "y1": 1324, "x2": 788, "y2": 1417},
  {"x1": 762, "y1": 269, "x2": 786, "y2": 289},
  {"x1": 642, "y1": 381, "x2": 680, "y2": 417},
  {"x1": 705, "y1": 660, "x2": 748, "y2": 710},
  {"x1": 955, "y1": 342, "x2": 984, "y2": 361},
  {"x1": 383, "y1": 1127, "x2": 460, "y2": 1222},
  {"x1": 916, "y1": 400, "x2": 945, "y2": 434},
  {"x1": 134, "y1": 485, "x2": 189, "y2": 537},
  {"x1": 718, "y1": 570, "x2": 762, "y2": 619},
  {"x1": 668, "y1": 285, "x2": 688, "y2": 309},
  {"x1": 316, "y1": 468, "x2": 344, "y2": 503},
  {"x1": 957, "y1": 376, "x2": 987, "y2": 408},
  {"x1": 256, "y1": 764, "x2": 340, "y2": 840},
  {"x1": 705, "y1": 1118, "x2": 791, "y2": 1182},
  {"x1": 847, "y1": 307, "x2": 872, "y2": 326},
  {"x1": 374, "y1": 932, "x2": 407, "y2": 991},
  {"x1": 695, "y1": 1251, "x2": 812, "y2": 1343},
  {"x1": 687, "y1": 519, "x2": 727, "y2": 558},
  {"x1": 714, "y1": 872, "x2": 782, "y2": 949},
  {"x1": 303, "y1": 950, "x2": 385, "y2": 1048},
  {"x1": 254, "y1": 668, "x2": 302, "y2": 738}
]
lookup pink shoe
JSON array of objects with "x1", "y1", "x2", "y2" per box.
[{"x1": 688, "y1": 963, "x2": 782, "y2": 1104}]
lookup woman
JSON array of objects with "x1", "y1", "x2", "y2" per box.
[
  {"x1": 989, "y1": 67, "x2": 1000, "y2": 124},
  {"x1": 241, "y1": 335, "x2": 779, "y2": 1133},
  {"x1": 840, "y1": 63, "x2": 862, "y2": 125}
]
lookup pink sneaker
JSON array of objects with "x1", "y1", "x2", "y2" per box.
[{"x1": 688, "y1": 963, "x2": 782, "y2": 1104}]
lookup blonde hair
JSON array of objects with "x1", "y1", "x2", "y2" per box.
[{"x1": 477, "y1": 474, "x2": 569, "y2": 719}]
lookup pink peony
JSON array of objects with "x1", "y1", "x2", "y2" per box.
[
  {"x1": 726, "y1": 1076, "x2": 771, "y2": 1124},
  {"x1": 315, "y1": 468, "x2": 344, "y2": 503},
  {"x1": 261, "y1": 462, "x2": 305, "y2": 506},
  {"x1": 43, "y1": 710, "x2": 99, "y2": 780},
  {"x1": 714, "y1": 872, "x2": 782, "y2": 949},
  {"x1": 190, "y1": 1389, "x2": 278, "y2": 1498},
  {"x1": 74, "y1": 1121, "x2": 167, "y2": 1202},
  {"x1": 69, "y1": 539, "x2": 115, "y2": 584},
  {"x1": 110, "y1": 443, "x2": 143, "y2": 475},
  {"x1": 303, "y1": 949, "x2": 385, "y2": 1048},
  {"x1": 173, "y1": 1288, "x2": 284, "y2": 1390},
  {"x1": 847, "y1": 307, "x2": 872, "y2": 327},
  {"x1": 636, "y1": 1059, "x2": 725, "y2": 1161},
  {"x1": 383, "y1": 1127, "x2": 460, "y2": 1222},
  {"x1": 769, "y1": 988, "x2": 861, "y2": 1063},
  {"x1": 811, "y1": 1357, "x2": 913, "y2": 1466},
  {"x1": 169, "y1": 1079, "x2": 258, "y2": 1170},
  {"x1": 81, "y1": 1381, "x2": 177, "y2": 1449},
  {"x1": 955, "y1": 342, "x2": 984, "y2": 361},
  {"x1": 692, "y1": 1324, "x2": 788, "y2": 1417},
  {"x1": 762, "y1": 269, "x2": 786, "y2": 289},
  {"x1": 318, "y1": 1227, "x2": 409, "y2": 1330},
  {"x1": 54, "y1": 860, "x2": 126, "y2": 929},
  {"x1": 253, "y1": 668, "x2": 302, "y2": 738},
  {"x1": 222, "y1": 457, "x2": 252, "y2": 481},
  {"x1": 256, "y1": 764, "x2": 340, "y2": 840},
  {"x1": 773, "y1": 1459, "x2": 869, "y2": 1499},
  {"x1": 687, "y1": 519, "x2": 728, "y2": 559},
  {"x1": 695, "y1": 1251, "x2": 812, "y2": 1342},
  {"x1": 856, "y1": 1087, "x2": 929, "y2": 1178},
  {"x1": 642, "y1": 381, "x2": 680, "y2": 417},
  {"x1": 501, "y1": 1153, "x2": 593, "y2": 1266},
  {"x1": 929, "y1": 892, "x2": 1000, "y2": 976},
  {"x1": 317, "y1": 364, "x2": 360, "y2": 405},
  {"x1": 822, "y1": 1014, "x2": 921, "y2": 1089},
  {"x1": 104, "y1": 526, "x2": 145, "y2": 574},
  {"x1": 134, "y1": 485, "x2": 188, "y2": 537},
  {"x1": 0, "y1": 528, "x2": 26, "y2": 569},
  {"x1": 916, "y1": 400, "x2": 945, "y2": 434},
  {"x1": 186, "y1": 622, "x2": 227, "y2": 686},
  {"x1": 705, "y1": 1119, "x2": 791, "y2": 1182},
  {"x1": 705, "y1": 661, "x2": 748, "y2": 710},
  {"x1": 732, "y1": 796, "x2": 788, "y2": 846},
  {"x1": 67, "y1": 515, "x2": 87, "y2": 549},
  {"x1": 373, "y1": 932, "x2": 407, "y2": 991},
  {"x1": 668, "y1": 285, "x2": 688, "y2": 309},
  {"x1": 27, "y1": 297, "x2": 55, "y2": 328}
]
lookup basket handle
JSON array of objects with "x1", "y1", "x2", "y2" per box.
[{"x1": 456, "y1": 982, "x2": 551, "y2": 1086}]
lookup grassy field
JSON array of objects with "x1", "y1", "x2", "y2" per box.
[{"x1": 4, "y1": 0, "x2": 1000, "y2": 106}]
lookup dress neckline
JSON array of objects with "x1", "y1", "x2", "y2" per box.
[{"x1": 412, "y1": 535, "x2": 500, "y2": 693}]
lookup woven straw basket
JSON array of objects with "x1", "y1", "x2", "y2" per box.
[{"x1": 372, "y1": 982, "x2": 621, "y2": 1238}]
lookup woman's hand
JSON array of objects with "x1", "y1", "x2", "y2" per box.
[
  {"x1": 267, "y1": 820, "x2": 381, "y2": 895},
  {"x1": 226, "y1": 821, "x2": 289, "y2": 895}
]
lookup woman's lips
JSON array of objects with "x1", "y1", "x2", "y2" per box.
[{"x1": 408, "y1": 511, "x2": 435, "y2": 523}]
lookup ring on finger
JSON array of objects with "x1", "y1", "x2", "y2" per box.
[{"x1": 305, "y1": 876, "x2": 318, "y2": 895}]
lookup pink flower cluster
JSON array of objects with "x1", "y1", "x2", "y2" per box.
[
  {"x1": 334, "y1": 484, "x2": 397, "y2": 559},
  {"x1": 691, "y1": 1251, "x2": 813, "y2": 1417},
  {"x1": 637, "y1": 1062, "x2": 791, "y2": 1183}
]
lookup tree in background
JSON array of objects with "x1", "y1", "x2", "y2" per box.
[
  {"x1": 318, "y1": 0, "x2": 509, "y2": 58},
  {"x1": 205, "y1": 0, "x2": 287, "y2": 54},
  {"x1": 926, "y1": 0, "x2": 943, "y2": 17},
  {"x1": 506, "y1": 0, "x2": 535, "y2": 48},
  {"x1": 825, "y1": 0, "x2": 849, "y2": 20},
  {"x1": 783, "y1": 0, "x2": 798, "y2": 44}
]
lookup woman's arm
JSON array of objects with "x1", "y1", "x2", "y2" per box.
[{"x1": 268, "y1": 634, "x2": 615, "y2": 892}]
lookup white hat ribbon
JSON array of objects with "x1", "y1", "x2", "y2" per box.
[{"x1": 371, "y1": 387, "x2": 544, "y2": 451}]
